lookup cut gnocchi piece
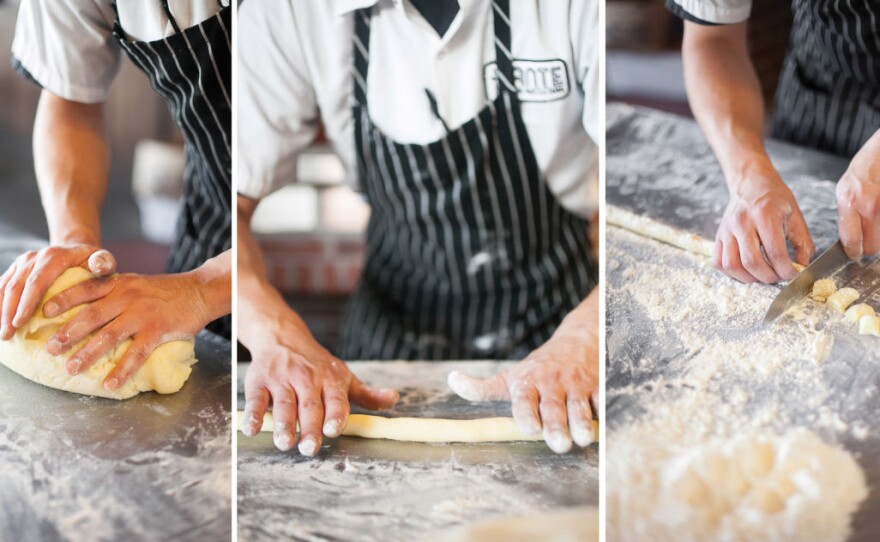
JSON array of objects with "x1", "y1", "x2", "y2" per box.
[
  {"x1": 845, "y1": 303, "x2": 876, "y2": 323},
  {"x1": 827, "y1": 287, "x2": 860, "y2": 312},
  {"x1": 810, "y1": 279, "x2": 837, "y2": 302},
  {"x1": 859, "y1": 315, "x2": 880, "y2": 337},
  {"x1": 792, "y1": 262, "x2": 806, "y2": 273}
]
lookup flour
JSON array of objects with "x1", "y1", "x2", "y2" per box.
[{"x1": 606, "y1": 225, "x2": 869, "y2": 542}]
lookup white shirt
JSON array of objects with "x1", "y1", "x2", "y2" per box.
[
  {"x1": 669, "y1": 0, "x2": 751, "y2": 24},
  {"x1": 237, "y1": 0, "x2": 600, "y2": 219},
  {"x1": 12, "y1": 0, "x2": 229, "y2": 104}
]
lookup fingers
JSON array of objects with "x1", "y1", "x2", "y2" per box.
[
  {"x1": 862, "y1": 214, "x2": 880, "y2": 257},
  {"x1": 241, "y1": 385, "x2": 270, "y2": 437},
  {"x1": 787, "y1": 209, "x2": 815, "y2": 266},
  {"x1": 48, "y1": 299, "x2": 121, "y2": 356},
  {"x1": 718, "y1": 235, "x2": 755, "y2": 284},
  {"x1": 538, "y1": 387, "x2": 572, "y2": 454},
  {"x1": 14, "y1": 253, "x2": 75, "y2": 329},
  {"x1": 838, "y1": 198, "x2": 864, "y2": 260},
  {"x1": 66, "y1": 318, "x2": 132, "y2": 376},
  {"x1": 447, "y1": 370, "x2": 509, "y2": 402},
  {"x1": 321, "y1": 385, "x2": 350, "y2": 438},
  {"x1": 567, "y1": 395, "x2": 594, "y2": 448},
  {"x1": 270, "y1": 387, "x2": 298, "y2": 451},
  {"x1": 739, "y1": 229, "x2": 781, "y2": 283},
  {"x1": 1, "y1": 262, "x2": 33, "y2": 339},
  {"x1": 103, "y1": 337, "x2": 156, "y2": 391},
  {"x1": 509, "y1": 381, "x2": 542, "y2": 435},
  {"x1": 296, "y1": 391, "x2": 324, "y2": 457},
  {"x1": 44, "y1": 277, "x2": 115, "y2": 318},
  {"x1": 87, "y1": 249, "x2": 116, "y2": 276},
  {"x1": 756, "y1": 214, "x2": 797, "y2": 281},
  {"x1": 349, "y1": 376, "x2": 399, "y2": 410}
]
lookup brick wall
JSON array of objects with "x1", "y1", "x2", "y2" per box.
[{"x1": 260, "y1": 233, "x2": 365, "y2": 295}]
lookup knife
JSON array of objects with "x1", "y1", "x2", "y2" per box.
[{"x1": 763, "y1": 241, "x2": 849, "y2": 325}]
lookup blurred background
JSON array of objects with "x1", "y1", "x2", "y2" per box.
[
  {"x1": 0, "y1": 0, "x2": 185, "y2": 275},
  {"x1": 607, "y1": 0, "x2": 793, "y2": 115}
]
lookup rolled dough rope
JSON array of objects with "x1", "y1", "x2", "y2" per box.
[
  {"x1": 239, "y1": 412, "x2": 600, "y2": 443},
  {"x1": 607, "y1": 205, "x2": 714, "y2": 257}
]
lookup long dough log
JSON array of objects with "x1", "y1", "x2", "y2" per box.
[{"x1": 240, "y1": 412, "x2": 600, "y2": 443}]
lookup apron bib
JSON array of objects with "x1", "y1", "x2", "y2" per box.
[
  {"x1": 111, "y1": 2, "x2": 232, "y2": 337},
  {"x1": 338, "y1": 0, "x2": 598, "y2": 361},
  {"x1": 771, "y1": 0, "x2": 880, "y2": 157}
]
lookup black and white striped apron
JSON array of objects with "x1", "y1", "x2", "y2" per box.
[
  {"x1": 338, "y1": 0, "x2": 598, "y2": 361},
  {"x1": 771, "y1": 0, "x2": 880, "y2": 157},
  {"x1": 111, "y1": 2, "x2": 232, "y2": 337}
]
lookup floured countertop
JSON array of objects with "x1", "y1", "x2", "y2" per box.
[
  {"x1": 0, "y1": 244, "x2": 232, "y2": 542},
  {"x1": 236, "y1": 361, "x2": 597, "y2": 542},
  {"x1": 606, "y1": 104, "x2": 880, "y2": 542}
]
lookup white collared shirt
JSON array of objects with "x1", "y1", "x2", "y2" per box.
[
  {"x1": 237, "y1": 0, "x2": 600, "y2": 218},
  {"x1": 668, "y1": 0, "x2": 751, "y2": 24},
  {"x1": 12, "y1": 0, "x2": 229, "y2": 103}
]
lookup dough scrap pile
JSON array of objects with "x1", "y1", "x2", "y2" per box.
[
  {"x1": 609, "y1": 429, "x2": 867, "y2": 542},
  {"x1": 811, "y1": 279, "x2": 880, "y2": 336},
  {"x1": 0, "y1": 267, "x2": 197, "y2": 400}
]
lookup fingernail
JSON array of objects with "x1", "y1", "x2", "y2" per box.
[
  {"x1": 323, "y1": 419, "x2": 341, "y2": 437},
  {"x1": 104, "y1": 378, "x2": 119, "y2": 391},
  {"x1": 571, "y1": 425, "x2": 594, "y2": 447},
  {"x1": 43, "y1": 301, "x2": 58, "y2": 317},
  {"x1": 242, "y1": 414, "x2": 260, "y2": 436},
  {"x1": 273, "y1": 424, "x2": 294, "y2": 451},
  {"x1": 545, "y1": 430, "x2": 573, "y2": 454},
  {"x1": 516, "y1": 418, "x2": 541, "y2": 435},
  {"x1": 66, "y1": 359, "x2": 81, "y2": 375},
  {"x1": 47, "y1": 339, "x2": 63, "y2": 355},
  {"x1": 298, "y1": 435, "x2": 318, "y2": 457}
]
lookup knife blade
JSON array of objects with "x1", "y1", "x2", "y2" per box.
[{"x1": 763, "y1": 241, "x2": 849, "y2": 325}]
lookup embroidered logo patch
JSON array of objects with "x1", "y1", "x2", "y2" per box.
[{"x1": 484, "y1": 59, "x2": 571, "y2": 102}]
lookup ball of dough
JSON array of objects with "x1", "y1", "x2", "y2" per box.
[
  {"x1": 810, "y1": 279, "x2": 837, "y2": 302},
  {"x1": 0, "y1": 267, "x2": 197, "y2": 400}
]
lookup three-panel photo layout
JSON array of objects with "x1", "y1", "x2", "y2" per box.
[{"x1": 0, "y1": 0, "x2": 877, "y2": 541}]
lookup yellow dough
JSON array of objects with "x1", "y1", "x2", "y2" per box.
[
  {"x1": 421, "y1": 506, "x2": 598, "y2": 542},
  {"x1": 243, "y1": 412, "x2": 600, "y2": 443},
  {"x1": 826, "y1": 287, "x2": 860, "y2": 313},
  {"x1": 0, "y1": 267, "x2": 197, "y2": 400},
  {"x1": 811, "y1": 279, "x2": 837, "y2": 302}
]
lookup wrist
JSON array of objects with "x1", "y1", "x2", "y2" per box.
[{"x1": 188, "y1": 255, "x2": 232, "y2": 325}]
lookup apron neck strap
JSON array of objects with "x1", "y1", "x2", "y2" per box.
[{"x1": 351, "y1": 0, "x2": 516, "y2": 107}]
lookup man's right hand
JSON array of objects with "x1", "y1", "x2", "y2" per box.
[
  {"x1": 241, "y1": 325, "x2": 399, "y2": 456},
  {"x1": 0, "y1": 244, "x2": 116, "y2": 339},
  {"x1": 713, "y1": 162, "x2": 815, "y2": 284}
]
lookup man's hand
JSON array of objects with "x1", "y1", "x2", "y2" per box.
[
  {"x1": 448, "y1": 334, "x2": 598, "y2": 454},
  {"x1": 837, "y1": 131, "x2": 880, "y2": 259},
  {"x1": 0, "y1": 245, "x2": 116, "y2": 339},
  {"x1": 713, "y1": 163, "x2": 814, "y2": 283},
  {"x1": 447, "y1": 289, "x2": 600, "y2": 454},
  {"x1": 41, "y1": 271, "x2": 218, "y2": 390},
  {"x1": 241, "y1": 326, "x2": 399, "y2": 456}
]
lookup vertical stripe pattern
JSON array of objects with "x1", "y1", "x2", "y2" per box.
[
  {"x1": 771, "y1": 0, "x2": 880, "y2": 157},
  {"x1": 338, "y1": 0, "x2": 598, "y2": 361},
  {"x1": 112, "y1": 6, "x2": 232, "y2": 337}
]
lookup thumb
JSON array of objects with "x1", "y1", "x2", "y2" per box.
[
  {"x1": 87, "y1": 249, "x2": 117, "y2": 276},
  {"x1": 447, "y1": 370, "x2": 509, "y2": 402},
  {"x1": 349, "y1": 377, "x2": 399, "y2": 411}
]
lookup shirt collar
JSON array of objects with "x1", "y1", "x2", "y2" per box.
[{"x1": 334, "y1": 0, "x2": 384, "y2": 16}]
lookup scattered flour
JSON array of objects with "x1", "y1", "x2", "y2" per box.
[{"x1": 606, "y1": 224, "x2": 869, "y2": 542}]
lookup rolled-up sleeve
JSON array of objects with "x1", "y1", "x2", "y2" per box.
[
  {"x1": 12, "y1": 0, "x2": 121, "y2": 103},
  {"x1": 236, "y1": 0, "x2": 320, "y2": 201},
  {"x1": 665, "y1": 0, "x2": 752, "y2": 25}
]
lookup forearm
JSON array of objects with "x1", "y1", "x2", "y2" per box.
[
  {"x1": 683, "y1": 22, "x2": 773, "y2": 192},
  {"x1": 32, "y1": 91, "x2": 110, "y2": 246},
  {"x1": 236, "y1": 196, "x2": 312, "y2": 348},
  {"x1": 188, "y1": 249, "x2": 232, "y2": 324}
]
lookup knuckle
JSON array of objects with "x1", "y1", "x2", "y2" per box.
[{"x1": 299, "y1": 398, "x2": 322, "y2": 411}]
